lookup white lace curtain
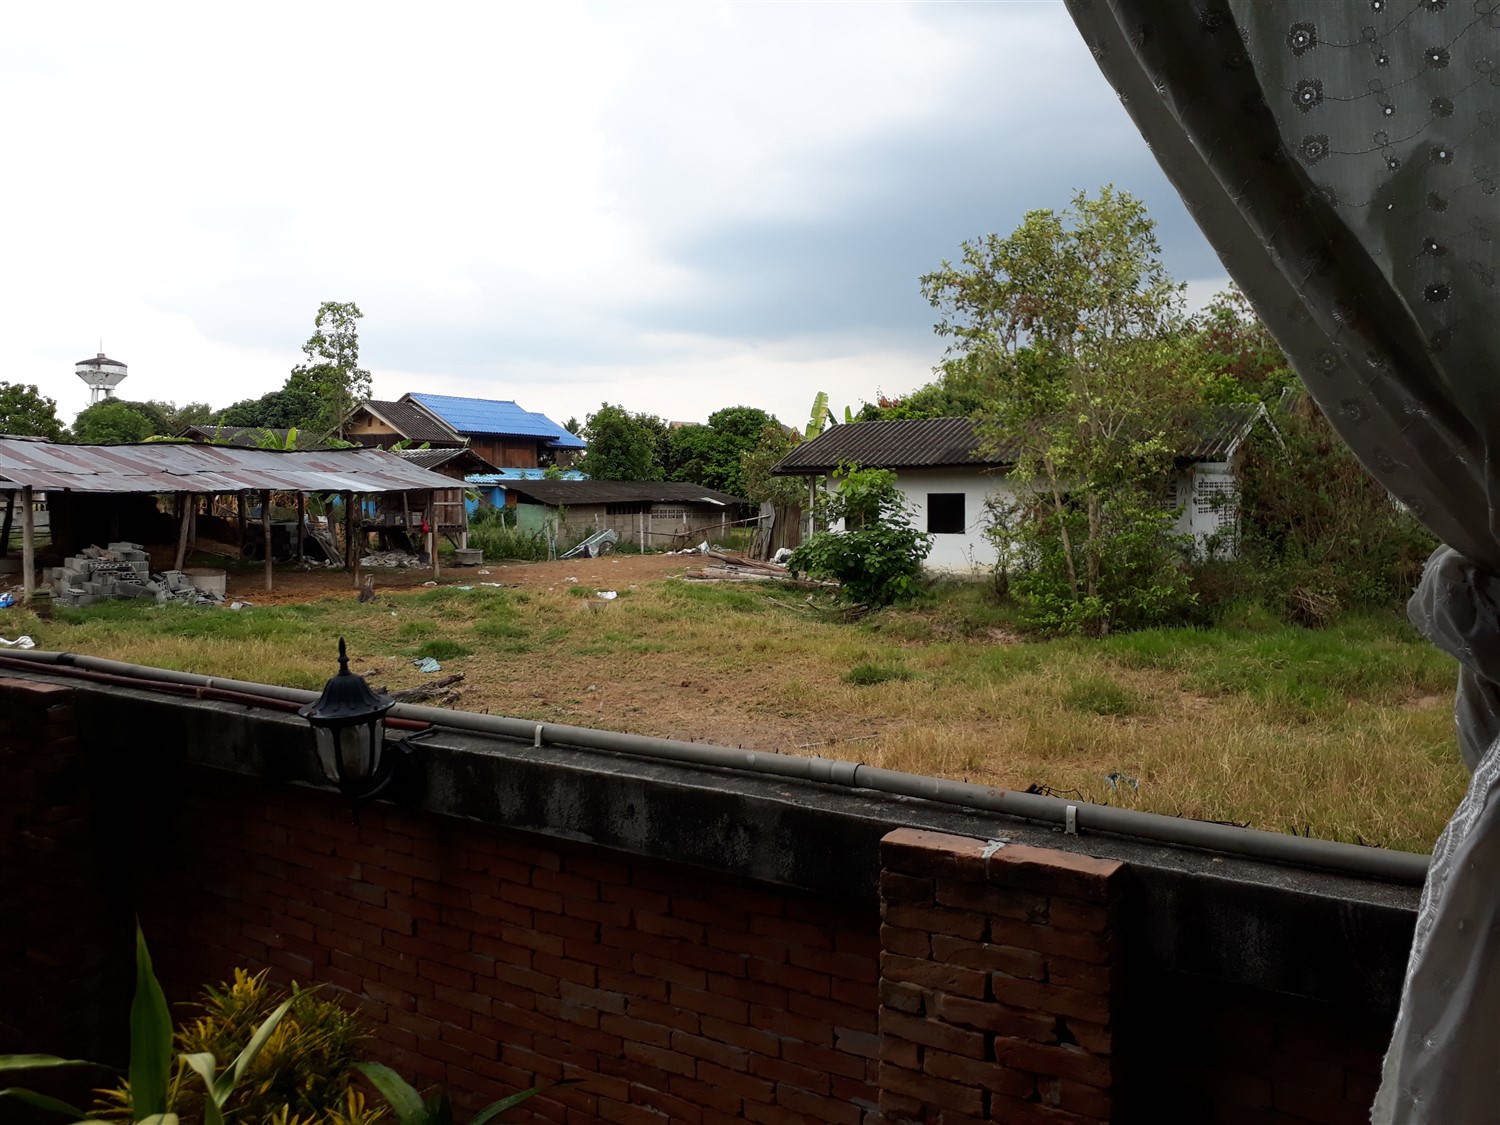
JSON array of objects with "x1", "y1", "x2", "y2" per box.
[{"x1": 1063, "y1": 2, "x2": 1500, "y2": 1120}]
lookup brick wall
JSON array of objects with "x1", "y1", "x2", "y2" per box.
[
  {"x1": 877, "y1": 828, "x2": 1122, "y2": 1125},
  {"x1": 137, "y1": 770, "x2": 883, "y2": 1124},
  {"x1": 0, "y1": 679, "x2": 131, "y2": 1061}
]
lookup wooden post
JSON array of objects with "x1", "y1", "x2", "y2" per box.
[
  {"x1": 343, "y1": 492, "x2": 355, "y2": 572},
  {"x1": 0, "y1": 491, "x2": 14, "y2": 559},
  {"x1": 174, "y1": 493, "x2": 191, "y2": 571},
  {"x1": 188, "y1": 495, "x2": 199, "y2": 557},
  {"x1": 429, "y1": 494, "x2": 440, "y2": 579},
  {"x1": 21, "y1": 486, "x2": 34, "y2": 598},
  {"x1": 401, "y1": 492, "x2": 412, "y2": 551},
  {"x1": 296, "y1": 492, "x2": 306, "y2": 567},
  {"x1": 351, "y1": 494, "x2": 362, "y2": 589},
  {"x1": 236, "y1": 491, "x2": 246, "y2": 554},
  {"x1": 262, "y1": 489, "x2": 273, "y2": 592}
]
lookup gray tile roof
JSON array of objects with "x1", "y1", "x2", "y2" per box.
[
  {"x1": 771, "y1": 405, "x2": 1266, "y2": 474},
  {"x1": 505, "y1": 480, "x2": 748, "y2": 507},
  {"x1": 360, "y1": 400, "x2": 464, "y2": 444},
  {"x1": 389, "y1": 447, "x2": 501, "y2": 475}
]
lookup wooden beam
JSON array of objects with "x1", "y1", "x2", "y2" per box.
[
  {"x1": 430, "y1": 494, "x2": 440, "y2": 579},
  {"x1": 351, "y1": 494, "x2": 361, "y2": 589},
  {"x1": 262, "y1": 489, "x2": 273, "y2": 592},
  {"x1": 296, "y1": 492, "x2": 306, "y2": 567},
  {"x1": 343, "y1": 492, "x2": 355, "y2": 572},
  {"x1": 0, "y1": 490, "x2": 14, "y2": 560},
  {"x1": 174, "y1": 493, "x2": 191, "y2": 571},
  {"x1": 236, "y1": 491, "x2": 247, "y2": 555},
  {"x1": 21, "y1": 486, "x2": 34, "y2": 599}
]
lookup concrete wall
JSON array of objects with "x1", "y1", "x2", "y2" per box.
[
  {"x1": 1, "y1": 673, "x2": 1417, "y2": 1124},
  {"x1": 516, "y1": 502, "x2": 738, "y2": 550}
]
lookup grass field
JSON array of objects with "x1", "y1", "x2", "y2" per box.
[{"x1": 19, "y1": 561, "x2": 1465, "y2": 853}]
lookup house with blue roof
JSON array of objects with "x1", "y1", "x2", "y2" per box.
[{"x1": 344, "y1": 393, "x2": 585, "y2": 469}]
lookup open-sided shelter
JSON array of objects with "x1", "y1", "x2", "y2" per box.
[{"x1": 0, "y1": 436, "x2": 463, "y2": 596}]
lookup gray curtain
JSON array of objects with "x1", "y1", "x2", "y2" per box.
[{"x1": 1063, "y1": 1, "x2": 1500, "y2": 1120}]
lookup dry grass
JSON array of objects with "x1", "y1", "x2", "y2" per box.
[{"x1": 29, "y1": 565, "x2": 1464, "y2": 853}]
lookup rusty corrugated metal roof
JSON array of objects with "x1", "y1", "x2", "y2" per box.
[
  {"x1": 0, "y1": 437, "x2": 461, "y2": 494},
  {"x1": 771, "y1": 405, "x2": 1266, "y2": 474},
  {"x1": 505, "y1": 480, "x2": 748, "y2": 507}
]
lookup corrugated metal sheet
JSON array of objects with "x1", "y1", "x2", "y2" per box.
[
  {"x1": 772, "y1": 406, "x2": 1264, "y2": 474},
  {"x1": 405, "y1": 393, "x2": 587, "y2": 449},
  {"x1": 0, "y1": 438, "x2": 461, "y2": 494},
  {"x1": 505, "y1": 480, "x2": 747, "y2": 506},
  {"x1": 178, "y1": 425, "x2": 325, "y2": 449}
]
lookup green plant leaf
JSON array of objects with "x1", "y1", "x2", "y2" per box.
[
  {"x1": 0, "y1": 1055, "x2": 98, "y2": 1072},
  {"x1": 354, "y1": 1061, "x2": 427, "y2": 1125},
  {"x1": 426, "y1": 1089, "x2": 452, "y2": 1125},
  {"x1": 469, "y1": 1086, "x2": 543, "y2": 1124},
  {"x1": 0, "y1": 1086, "x2": 88, "y2": 1117},
  {"x1": 221, "y1": 996, "x2": 292, "y2": 1092},
  {"x1": 180, "y1": 1052, "x2": 225, "y2": 1125},
  {"x1": 128, "y1": 925, "x2": 174, "y2": 1118}
]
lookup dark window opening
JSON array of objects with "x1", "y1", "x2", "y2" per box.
[{"x1": 927, "y1": 493, "x2": 965, "y2": 534}]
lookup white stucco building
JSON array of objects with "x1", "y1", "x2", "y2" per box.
[{"x1": 770, "y1": 409, "x2": 1269, "y2": 574}]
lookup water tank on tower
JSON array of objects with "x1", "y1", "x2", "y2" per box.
[{"x1": 76, "y1": 352, "x2": 128, "y2": 405}]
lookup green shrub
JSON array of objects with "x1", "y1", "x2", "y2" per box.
[
  {"x1": 788, "y1": 466, "x2": 932, "y2": 606},
  {"x1": 844, "y1": 662, "x2": 914, "y2": 686},
  {"x1": 467, "y1": 513, "x2": 551, "y2": 562}
]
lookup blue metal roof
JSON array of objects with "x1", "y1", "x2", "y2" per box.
[
  {"x1": 405, "y1": 393, "x2": 586, "y2": 449},
  {"x1": 466, "y1": 468, "x2": 587, "y2": 484}
]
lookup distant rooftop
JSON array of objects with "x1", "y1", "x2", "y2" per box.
[
  {"x1": 361, "y1": 400, "x2": 463, "y2": 445},
  {"x1": 404, "y1": 393, "x2": 586, "y2": 449}
]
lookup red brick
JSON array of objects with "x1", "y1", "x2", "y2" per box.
[
  {"x1": 881, "y1": 952, "x2": 987, "y2": 999},
  {"x1": 881, "y1": 1009, "x2": 985, "y2": 1058},
  {"x1": 880, "y1": 870, "x2": 933, "y2": 904},
  {"x1": 989, "y1": 920, "x2": 1113, "y2": 964},
  {"x1": 880, "y1": 1063, "x2": 985, "y2": 1115},
  {"x1": 881, "y1": 902, "x2": 986, "y2": 941},
  {"x1": 990, "y1": 974, "x2": 1111, "y2": 1024},
  {"x1": 991, "y1": 1037, "x2": 1112, "y2": 1088},
  {"x1": 925, "y1": 1050, "x2": 1036, "y2": 1098},
  {"x1": 983, "y1": 845, "x2": 1123, "y2": 902}
]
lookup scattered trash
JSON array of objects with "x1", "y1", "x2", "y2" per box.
[
  {"x1": 413, "y1": 656, "x2": 442, "y2": 673},
  {"x1": 360, "y1": 550, "x2": 428, "y2": 569},
  {"x1": 228, "y1": 601, "x2": 251, "y2": 610},
  {"x1": 772, "y1": 547, "x2": 794, "y2": 565},
  {"x1": 585, "y1": 684, "x2": 598, "y2": 692},
  {"x1": 560, "y1": 528, "x2": 618, "y2": 560},
  {"x1": 0, "y1": 635, "x2": 35, "y2": 648},
  {"x1": 455, "y1": 585, "x2": 474, "y2": 591},
  {"x1": 422, "y1": 580, "x2": 438, "y2": 587},
  {"x1": 479, "y1": 582, "x2": 505, "y2": 587},
  {"x1": 698, "y1": 540, "x2": 710, "y2": 553},
  {"x1": 597, "y1": 590, "x2": 618, "y2": 600},
  {"x1": 0, "y1": 594, "x2": 13, "y2": 609},
  {"x1": 1104, "y1": 771, "x2": 1139, "y2": 791},
  {"x1": 477, "y1": 569, "x2": 492, "y2": 575},
  {"x1": 566, "y1": 577, "x2": 578, "y2": 583}
]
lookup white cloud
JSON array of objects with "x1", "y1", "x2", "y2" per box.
[{"x1": 0, "y1": 2, "x2": 1213, "y2": 428}]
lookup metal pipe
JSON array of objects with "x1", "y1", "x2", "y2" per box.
[{"x1": 1, "y1": 649, "x2": 1429, "y2": 884}]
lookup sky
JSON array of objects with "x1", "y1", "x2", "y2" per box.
[{"x1": 0, "y1": 2, "x2": 1228, "y2": 432}]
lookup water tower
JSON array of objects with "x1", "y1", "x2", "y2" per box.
[{"x1": 76, "y1": 352, "x2": 128, "y2": 405}]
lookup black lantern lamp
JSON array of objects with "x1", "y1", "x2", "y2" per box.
[{"x1": 299, "y1": 637, "x2": 423, "y2": 815}]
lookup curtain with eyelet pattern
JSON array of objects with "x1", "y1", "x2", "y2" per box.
[{"x1": 1062, "y1": 1, "x2": 1500, "y2": 1120}]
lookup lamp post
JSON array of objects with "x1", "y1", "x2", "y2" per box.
[{"x1": 299, "y1": 637, "x2": 423, "y2": 816}]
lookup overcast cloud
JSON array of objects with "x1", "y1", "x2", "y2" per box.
[{"x1": 0, "y1": 2, "x2": 1227, "y2": 430}]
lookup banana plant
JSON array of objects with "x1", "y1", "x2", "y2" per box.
[
  {"x1": 0, "y1": 924, "x2": 289, "y2": 1125},
  {"x1": 355, "y1": 1062, "x2": 543, "y2": 1125}
]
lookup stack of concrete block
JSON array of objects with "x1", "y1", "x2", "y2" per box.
[{"x1": 51, "y1": 543, "x2": 225, "y2": 608}]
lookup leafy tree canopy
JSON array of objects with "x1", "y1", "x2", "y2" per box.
[
  {"x1": 1184, "y1": 284, "x2": 1298, "y2": 405},
  {"x1": 290, "y1": 301, "x2": 371, "y2": 437},
  {"x1": 577, "y1": 403, "x2": 669, "y2": 481},
  {"x1": 70, "y1": 399, "x2": 161, "y2": 444},
  {"x1": 739, "y1": 423, "x2": 805, "y2": 508},
  {"x1": 214, "y1": 383, "x2": 326, "y2": 430},
  {"x1": 0, "y1": 382, "x2": 64, "y2": 441},
  {"x1": 664, "y1": 406, "x2": 778, "y2": 495}
]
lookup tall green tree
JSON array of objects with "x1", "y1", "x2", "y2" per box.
[
  {"x1": 214, "y1": 383, "x2": 325, "y2": 430},
  {"x1": 664, "y1": 406, "x2": 778, "y2": 495},
  {"x1": 1186, "y1": 284, "x2": 1297, "y2": 405},
  {"x1": 70, "y1": 399, "x2": 158, "y2": 444},
  {"x1": 923, "y1": 186, "x2": 1200, "y2": 634},
  {"x1": 577, "y1": 404, "x2": 669, "y2": 481},
  {"x1": 0, "y1": 383, "x2": 63, "y2": 440},
  {"x1": 289, "y1": 301, "x2": 371, "y2": 437},
  {"x1": 739, "y1": 423, "x2": 805, "y2": 508}
]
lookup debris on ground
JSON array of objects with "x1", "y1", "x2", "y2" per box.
[
  {"x1": 50, "y1": 543, "x2": 227, "y2": 607},
  {"x1": 383, "y1": 672, "x2": 465, "y2": 702},
  {"x1": 597, "y1": 590, "x2": 618, "y2": 600},
  {"x1": 680, "y1": 550, "x2": 792, "y2": 583},
  {"x1": 361, "y1": 550, "x2": 428, "y2": 569},
  {"x1": 413, "y1": 656, "x2": 442, "y2": 673},
  {"x1": 0, "y1": 593, "x2": 13, "y2": 609},
  {"x1": 0, "y1": 635, "x2": 35, "y2": 648}
]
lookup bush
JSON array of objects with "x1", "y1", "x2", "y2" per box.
[
  {"x1": 94, "y1": 969, "x2": 378, "y2": 1125},
  {"x1": 989, "y1": 487, "x2": 1196, "y2": 636},
  {"x1": 788, "y1": 466, "x2": 932, "y2": 606},
  {"x1": 1223, "y1": 402, "x2": 1436, "y2": 622},
  {"x1": 467, "y1": 510, "x2": 551, "y2": 562}
]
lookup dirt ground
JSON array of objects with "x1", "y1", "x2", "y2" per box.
[{"x1": 208, "y1": 552, "x2": 700, "y2": 604}]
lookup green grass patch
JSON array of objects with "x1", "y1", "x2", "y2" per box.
[
  {"x1": 845, "y1": 662, "x2": 914, "y2": 686},
  {"x1": 413, "y1": 639, "x2": 472, "y2": 661},
  {"x1": 1062, "y1": 676, "x2": 1142, "y2": 717}
]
